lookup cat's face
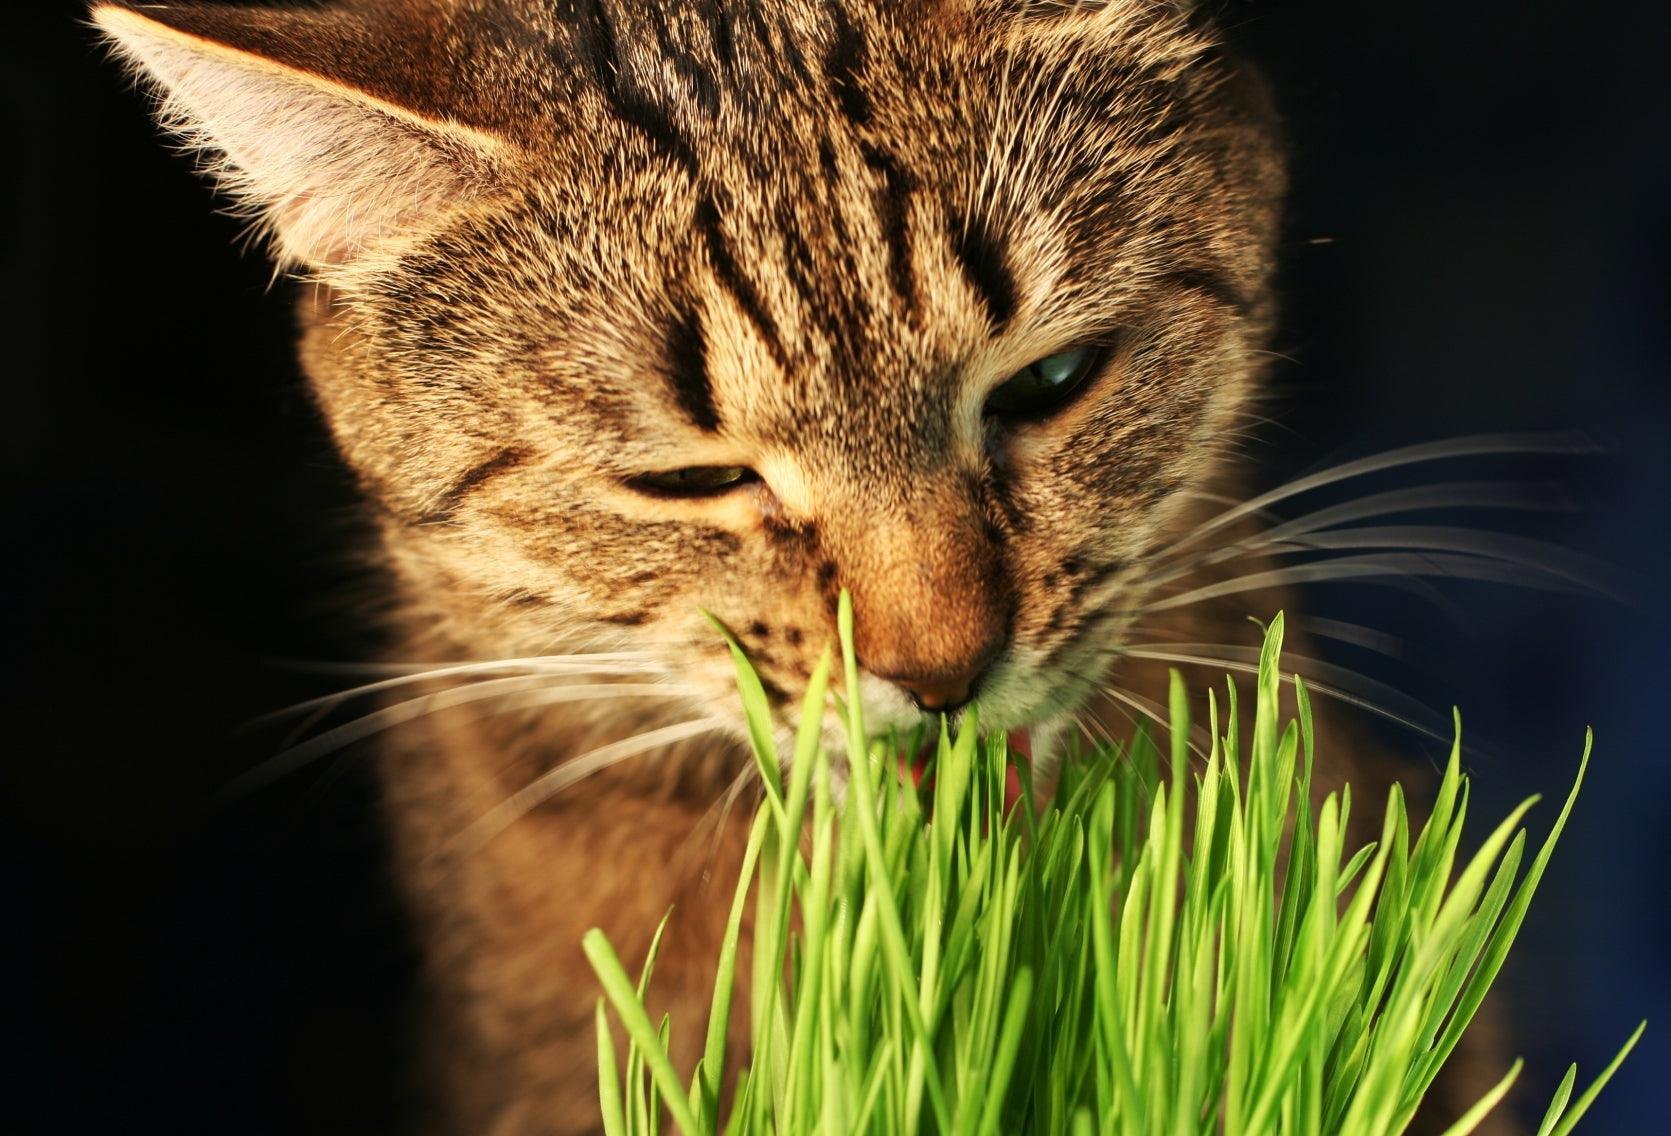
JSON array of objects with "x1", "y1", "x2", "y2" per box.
[{"x1": 98, "y1": 0, "x2": 1283, "y2": 747}]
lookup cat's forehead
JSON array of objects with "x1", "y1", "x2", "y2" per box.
[
  {"x1": 452, "y1": 5, "x2": 1233, "y2": 388},
  {"x1": 349, "y1": 0, "x2": 1269, "y2": 465},
  {"x1": 98, "y1": 0, "x2": 1278, "y2": 523}
]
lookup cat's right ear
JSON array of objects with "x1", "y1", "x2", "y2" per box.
[{"x1": 92, "y1": 2, "x2": 509, "y2": 277}]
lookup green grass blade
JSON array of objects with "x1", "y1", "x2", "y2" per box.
[
  {"x1": 1534, "y1": 1063, "x2": 1579, "y2": 1136},
  {"x1": 588, "y1": 608, "x2": 1632, "y2": 1136},
  {"x1": 584, "y1": 929, "x2": 706, "y2": 1136},
  {"x1": 704, "y1": 611, "x2": 784, "y2": 816},
  {"x1": 975, "y1": 967, "x2": 1035, "y2": 1136},
  {"x1": 835, "y1": 591, "x2": 954, "y2": 1136},
  {"x1": 1545, "y1": 1020, "x2": 1648, "y2": 1136},
  {"x1": 698, "y1": 809, "x2": 770, "y2": 1129},
  {"x1": 597, "y1": 999, "x2": 627, "y2": 1136},
  {"x1": 1434, "y1": 1059, "x2": 1522, "y2": 1136}
]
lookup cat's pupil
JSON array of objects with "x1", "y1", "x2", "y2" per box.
[
  {"x1": 630, "y1": 466, "x2": 757, "y2": 497},
  {"x1": 985, "y1": 346, "x2": 1101, "y2": 419}
]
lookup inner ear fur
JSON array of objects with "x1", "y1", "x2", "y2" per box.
[{"x1": 93, "y1": 2, "x2": 510, "y2": 276}]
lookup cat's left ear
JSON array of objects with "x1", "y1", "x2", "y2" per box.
[{"x1": 93, "y1": 2, "x2": 509, "y2": 276}]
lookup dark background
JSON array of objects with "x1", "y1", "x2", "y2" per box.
[{"x1": 5, "y1": 1, "x2": 1667, "y2": 1132}]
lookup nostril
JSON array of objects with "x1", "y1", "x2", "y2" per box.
[
  {"x1": 854, "y1": 598, "x2": 1009, "y2": 715},
  {"x1": 882, "y1": 634, "x2": 1009, "y2": 715},
  {"x1": 888, "y1": 638, "x2": 1002, "y2": 713},
  {"x1": 895, "y1": 670, "x2": 979, "y2": 713}
]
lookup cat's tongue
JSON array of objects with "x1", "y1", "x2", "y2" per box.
[
  {"x1": 897, "y1": 730, "x2": 1029, "y2": 815},
  {"x1": 995, "y1": 731, "x2": 1022, "y2": 801},
  {"x1": 1004, "y1": 730, "x2": 1029, "y2": 811}
]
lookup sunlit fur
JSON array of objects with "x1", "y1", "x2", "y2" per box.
[{"x1": 95, "y1": 1, "x2": 1528, "y2": 1132}]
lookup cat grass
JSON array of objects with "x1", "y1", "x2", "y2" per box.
[{"x1": 585, "y1": 599, "x2": 1642, "y2": 1135}]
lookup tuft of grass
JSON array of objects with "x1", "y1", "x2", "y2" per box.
[{"x1": 585, "y1": 600, "x2": 1643, "y2": 1135}]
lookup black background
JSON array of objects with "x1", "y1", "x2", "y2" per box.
[{"x1": 5, "y1": 1, "x2": 1668, "y2": 1132}]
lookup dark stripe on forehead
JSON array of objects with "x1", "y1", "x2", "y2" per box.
[
  {"x1": 559, "y1": 0, "x2": 700, "y2": 177},
  {"x1": 419, "y1": 447, "x2": 533, "y2": 524},
  {"x1": 1162, "y1": 267, "x2": 1251, "y2": 317},
  {"x1": 666, "y1": 309, "x2": 721, "y2": 432},
  {"x1": 780, "y1": 223, "x2": 832, "y2": 339},
  {"x1": 861, "y1": 144, "x2": 918, "y2": 319},
  {"x1": 772, "y1": 11, "x2": 814, "y2": 86},
  {"x1": 557, "y1": 0, "x2": 616, "y2": 75},
  {"x1": 695, "y1": 0, "x2": 735, "y2": 68},
  {"x1": 780, "y1": 215, "x2": 871, "y2": 348},
  {"x1": 696, "y1": 196, "x2": 789, "y2": 367},
  {"x1": 950, "y1": 212, "x2": 1018, "y2": 330},
  {"x1": 724, "y1": 2, "x2": 812, "y2": 87},
  {"x1": 824, "y1": 2, "x2": 871, "y2": 126},
  {"x1": 639, "y1": 1, "x2": 720, "y2": 116},
  {"x1": 817, "y1": 141, "x2": 856, "y2": 249},
  {"x1": 613, "y1": 98, "x2": 700, "y2": 178}
]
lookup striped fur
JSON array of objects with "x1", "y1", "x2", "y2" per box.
[{"x1": 91, "y1": 2, "x2": 1392, "y2": 1132}]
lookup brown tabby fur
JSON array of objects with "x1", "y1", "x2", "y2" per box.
[{"x1": 95, "y1": 1, "x2": 1513, "y2": 1133}]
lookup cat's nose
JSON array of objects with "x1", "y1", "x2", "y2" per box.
[
  {"x1": 832, "y1": 488, "x2": 1012, "y2": 715},
  {"x1": 891, "y1": 661, "x2": 988, "y2": 713},
  {"x1": 873, "y1": 633, "x2": 1004, "y2": 714}
]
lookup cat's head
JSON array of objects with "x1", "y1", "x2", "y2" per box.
[{"x1": 97, "y1": 0, "x2": 1283, "y2": 748}]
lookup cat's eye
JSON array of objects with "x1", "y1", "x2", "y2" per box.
[
  {"x1": 984, "y1": 346, "x2": 1102, "y2": 419},
  {"x1": 628, "y1": 466, "x2": 759, "y2": 498}
]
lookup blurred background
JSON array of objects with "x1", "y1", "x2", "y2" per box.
[{"x1": 4, "y1": 1, "x2": 1666, "y2": 1131}]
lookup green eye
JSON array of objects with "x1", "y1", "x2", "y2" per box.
[
  {"x1": 629, "y1": 466, "x2": 758, "y2": 498},
  {"x1": 984, "y1": 346, "x2": 1101, "y2": 418}
]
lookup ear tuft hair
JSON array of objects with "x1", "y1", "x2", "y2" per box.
[{"x1": 92, "y1": 3, "x2": 508, "y2": 276}]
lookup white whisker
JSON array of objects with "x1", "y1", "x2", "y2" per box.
[
  {"x1": 1118, "y1": 643, "x2": 1439, "y2": 733},
  {"x1": 445, "y1": 718, "x2": 728, "y2": 858},
  {"x1": 1286, "y1": 616, "x2": 1407, "y2": 659},
  {"x1": 247, "y1": 658, "x2": 671, "y2": 728},
  {"x1": 1069, "y1": 707, "x2": 1118, "y2": 752},
  {"x1": 1085, "y1": 553, "x2": 1470, "y2": 625},
  {"x1": 1050, "y1": 658, "x2": 1133, "y2": 751},
  {"x1": 1139, "y1": 480, "x2": 1574, "y2": 590},
  {"x1": 1093, "y1": 681, "x2": 1214, "y2": 762},
  {"x1": 1139, "y1": 551, "x2": 1594, "y2": 615},
  {"x1": 251, "y1": 656, "x2": 672, "y2": 726},
  {"x1": 220, "y1": 680, "x2": 697, "y2": 801},
  {"x1": 1258, "y1": 526, "x2": 1625, "y2": 599},
  {"x1": 1115, "y1": 645, "x2": 1447, "y2": 744},
  {"x1": 677, "y1": 761, "x2": 763, "y2": 883},
  {"x1": 272, "y1": 652, "x2": 660, "y2": 679},
  {"x1": 1149, "y1": 431, "x2": 1599, "y2": 563},
  {"x1": 1227, "y1": 480, "x2": 1569, "y2": 545}
]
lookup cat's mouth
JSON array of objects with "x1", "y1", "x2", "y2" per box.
[{"x1": 894, "y1": 728, "x2": 1032, "y2": 815}]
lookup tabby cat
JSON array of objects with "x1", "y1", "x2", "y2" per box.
[{"x1": 94, "y1": 1, "x2": 1511, "y2": 1133}]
